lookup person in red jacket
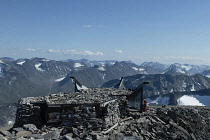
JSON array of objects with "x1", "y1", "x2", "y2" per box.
[{"x1": 143, "y1": 99, "x2": 148, "y2": 112}]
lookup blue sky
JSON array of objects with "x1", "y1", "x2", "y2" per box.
[{"x1": 0, "y1": 0, "x2": 210, "y2": 65}]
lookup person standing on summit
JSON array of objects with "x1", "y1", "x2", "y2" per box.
[{"x1": 143, "y1": 99, "x2": 148, "y2": 112}]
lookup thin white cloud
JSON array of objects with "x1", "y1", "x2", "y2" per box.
[
  {"x1": 48, "y1": 49, "x2": 60, "y2": 53},
  {"x1": 47, "y1": 49, "x2": 103, "y2": 56},
  {"x1": 83, "y1": 50, "x2": 103, "y2": 56},
  {"x1": 82, "y1": 24, "x2": 106, "y2": 28},
  {"x1": 143, "y1": 52, "x2": 150, "y2": 54},
  {"x1": 163, "y1": 56, "x2": 205, "y2": 61},
  {"x1": 97, "y1": 25, "x2": 105, "y2": 28},
  {"x1": 82, "y1": 25, "x2": 92, "y2": 28},
  {"x1": 128, "y1": 55, "x2": 210, "y2": 62},
  {"x1": 115, "y1": 50, "x2": 123, "y2": 53},
  {"x1": 25, "y1": 48, "x2": 37, "y2": 52}
]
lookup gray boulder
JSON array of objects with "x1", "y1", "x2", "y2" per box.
[{"x1": 23, "y1": 124, "x2": 38, "y2": 134}]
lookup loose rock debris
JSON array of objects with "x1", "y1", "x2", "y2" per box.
[
  {"x1": 1, "y1": 106, "x2": 210, "y2": 140},
  {"x1": 1, "y1": 88, "x2": 210, "y2": 140}
]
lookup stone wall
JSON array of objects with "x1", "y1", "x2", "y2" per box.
[
  {"x1": 14, "y1": 95, "x2": 130, "y2": 131},
  {"x1": 14, "y1": 99, "x2": 44, "y2": 128}
]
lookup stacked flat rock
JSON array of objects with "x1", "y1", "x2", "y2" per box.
[
  {"x1": 45, "y1": 88, "x2": 131, "y2": 104},
  {"x1": 14, "y1": 88, "x2": 131, "y2": 105},
  {"x1": 13, "y1": 88, "x2": 131, "y2": 138}
]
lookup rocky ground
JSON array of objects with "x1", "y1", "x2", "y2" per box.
[{"x1": 0, "y1": 106, "x2": 210, "y2": 140}]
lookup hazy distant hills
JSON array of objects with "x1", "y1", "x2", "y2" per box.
[
  {"x1": 163, "y1": 63, "x2": 210, "y2": 75},
  {"x1": 1, "y1": 57, "x2": 210, "y2": 104},
  {"x1": 141, "y1": 62, "x2": 169, "y2": 73}
]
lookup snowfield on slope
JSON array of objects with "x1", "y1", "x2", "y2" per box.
[
  {"x1": 74, "y1": 63, "x2": 84, "y2": 68},
  {"x1": 177, "y1": 95, "x2": 210, "y2": 106},
  {"x1": 181, "y1": 65, "x2": 192, "y2": 71},
  {"x1": 35, "y1": 63, "x2": 45, "y2": 72},
  {"x1": 132, "y1": 67, "x2": 144, "y2": 71},
  {"x1": 55, "y1": 76, "x2": 66, "y2": 82},
  {"x1": 98, "y1": 66, "x2": 106, "y2": 71},
  {"x1": 17, "y1": 60, "x2": 25, "y2": 65}
]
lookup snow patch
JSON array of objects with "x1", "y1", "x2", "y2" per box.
[
  {"x1": 0, "y1": 60, "x2": 4, "y2": 63},
  {"x1": 132, "y1": 67, "x2": 138, "y2": 71},
  {"x1": 182, "y1": 81, "x2": 187, "y2": 88},
  {"x1": 0, "y1": 65, "x2": 3, "y2": 76},
  {"x1": 35, "y1": 63, "x2": 45, "y2": 72},
  {"x1": 139, "y1": 68, "x2": 145, "y2": 71},
  {"x1": 103, "y1": 74, "x2": 106, "y2": 79},
  {"x1": 205, "y1": 75, "x2": 210, "y2": 78},
  {"x1": 177, "y1": 68, "x2": 185, "y2": 74},
  {"x1": 17, "y1": 60, "x2": 25, "y2": 65},
  {"x1": 74, "y1": 63, "x2": 84, "y2": 68},
  {"x1": 110, "y1": 62, "x2": 115, "y2": 65},
  {"x1": 132, "y1": 67, "x2": 145, "y2": 71},
  {"x1": 181, "y1": 65, "x2": 192, "y2": 71},
  {"x1": 190, "y1": 84, "x2": 196, "y2": 91},
  {"x1": 55, "y1": 77, "x2": 66, "y2": 82},
  {"x1": 177, "y1": 95, "x2": 204, "y2": 106},
  {"x1": 98, "y1": 66, "x2": 106, "y2": 71},
  {"x1": 42, "y1": 59, "x2": 50, "y2": 61},
  {"x1": 76, "y1": 84, "x2": 88, "y2": 90}
]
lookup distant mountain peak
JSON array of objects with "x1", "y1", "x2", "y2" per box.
[{"x1": 0, "y1": 57, "x2": 14, "y2": 61}]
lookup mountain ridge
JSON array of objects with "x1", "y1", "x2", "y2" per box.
[{"x1": 1, "y1": 57, "x2": 210, "y2": 104}]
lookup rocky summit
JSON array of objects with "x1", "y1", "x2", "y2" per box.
[{"x1": 1, "y1": 106, "x2": 210, "y2": 139}]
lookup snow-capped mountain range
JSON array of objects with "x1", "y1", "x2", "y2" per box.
[
  {"x1": 0, "y1": 58, "x2": 157, "y2": 104},
  {"x1": 1, "y1": 57, "x2": 210, "y2": 104},
  {"x1": 102, "y1": 74, "x2": 210, "y2": 96}
]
